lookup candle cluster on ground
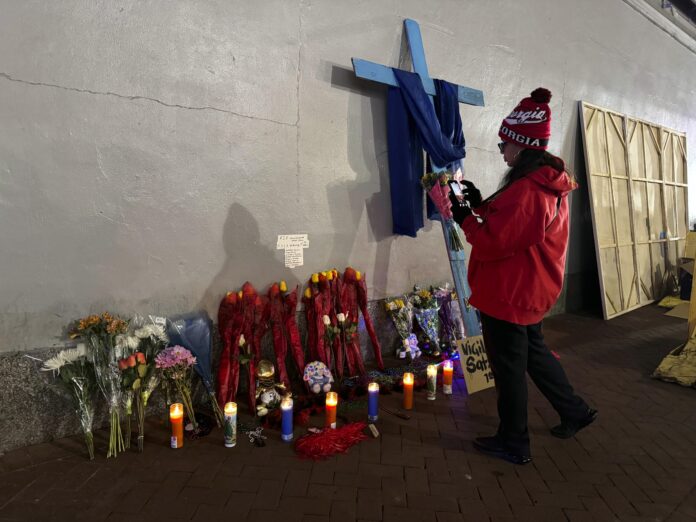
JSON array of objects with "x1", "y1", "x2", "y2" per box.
[{"x1": 167, "y1": 360, "x2": 456, "y2": 449}]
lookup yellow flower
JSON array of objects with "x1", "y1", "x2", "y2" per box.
[
  {"x1": 356, "y1": 271, "x2": 362, "y2": 281},
  {"x1": 279, "y1": 280, "x2": 288, "y2": 293},
  {"x1": 311, "y1": 273, "x2": 319, "y2": 284},
  {"x1": 326, "y1": 271, "x2": 333, "y2": 281},
  {"x1": 237, "y1": 290, "x2": 243, "y2": 299},
  {"x1": 304, "y1": 288, "x2": 312, "y2": 299}
]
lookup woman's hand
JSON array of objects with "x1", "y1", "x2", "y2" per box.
[
  {"x1": 461, "y1": 180, "x2": 482, "y2": 208},
  {"x1": 449, "y1": 190, "x2": 472, "y2": 224}
]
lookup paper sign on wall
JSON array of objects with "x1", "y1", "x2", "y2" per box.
[
  {"x1": 277, "y1": 234, "x2": 309, "y2": 269},
  {"x1": 455, "y1": 335, "x2": 495, "y2": 394}
]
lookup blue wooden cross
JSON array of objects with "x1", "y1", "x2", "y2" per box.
[{"x1": 352, "y1": 18, "x2": 484, "y2": 339}]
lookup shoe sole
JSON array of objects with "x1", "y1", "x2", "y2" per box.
[
  {"x1": 472, "y1": 441, "x2": 532, "y2": 465},
  {"x1": 551, "y1": 410, "x2": 598, "y2": 439}
]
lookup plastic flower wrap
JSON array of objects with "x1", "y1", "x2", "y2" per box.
[
  {"x1": 421, "y1": 171, "x2": 465, "y2": 251},
  {"x1": 42, "y1": 344, "x2": 96, "y2": 460},
  {"x1": 434, "y1": 284, "x2": 460, "y2": 357},
  {"x1": 410, "y1": 288, "x2": 441, "y2": 356},
  {"x1": 71, "y1": 312, "x2": 128, "y2": 458},
  {"x1": 168, "y1": 312, "x2": 224, "y2": 428},
  {"x1": 385, "y1": 297, "x2": 421, "y2": 359},
  {"x1": 156, "y1": 345, "x2": 198, "y2": 431},
  {"x1": 131, "y1": 315, "x2": 168, "y2": 451}
]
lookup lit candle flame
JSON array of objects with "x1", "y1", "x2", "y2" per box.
[
  {"x1": 224, "y1": 402, "x2": 237, "y2": 415},
  {"x1": 368, "y1": 382, "x2": 379, "y2": 392},
  {"x1": 170, "y1": 403, "x2": 184, "y2": 418},
  {"x1": 326, "y1": 392, "x2": 338, "y2": 406},
  {"x1": 403, "y1": 372, "x2": 414, "y2": 385}
]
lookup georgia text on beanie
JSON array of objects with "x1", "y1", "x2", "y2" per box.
[{"x1": 499, "y1": 88, "x2": 552, "y2": 151}]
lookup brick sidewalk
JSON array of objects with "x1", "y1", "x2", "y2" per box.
[{"x1": 2, "y1": 306, "x2": 696, "y2": 521}]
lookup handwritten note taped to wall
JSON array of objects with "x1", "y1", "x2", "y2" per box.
[
  {"x1": 455, "y1": 335, "x2": 495, "y2": 395},
  {"x1": 277, "y1": 234, "x2": 309, "y2": 269}
]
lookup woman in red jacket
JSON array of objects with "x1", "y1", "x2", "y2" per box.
[{"x1": 451, "y1": 88, "x2": 596, "y2": 465}]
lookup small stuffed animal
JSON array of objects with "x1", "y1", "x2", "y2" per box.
[
  {"x1": 303, "y1": 361, "x2": 334, "y2": 394},
  {"x1": 397, "y1": 334, "x2": 421, "y2": 360}
]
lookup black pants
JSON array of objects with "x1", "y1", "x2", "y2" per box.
[{"x1": 480, "y1": 313, "x2": 589, "y2": 455}]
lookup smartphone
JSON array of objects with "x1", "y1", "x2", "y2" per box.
[{"x1": 449, "y1": 181, "x2": 464, "y2": 197}]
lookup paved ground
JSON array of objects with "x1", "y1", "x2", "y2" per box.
[{"x1": 1, "y1": 305, "x2": 696, "y2": 522}]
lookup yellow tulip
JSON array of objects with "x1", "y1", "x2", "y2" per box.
[
  {"x1": 311, "y1": 273, "x2": 319, "y2": 284},
  {"x1": 327, "y1": 271, "x2": 334, "y2": 281},
  {"x1": 356, "y1": 271, "x2": 362, "y2": 281},
  {"x1": 279, "y1": 280, "x2": 288, "y2": 293},
  {"x1": 304, "y1": 288, "x2": 312, "y2": 299},
  {"x1": 237, "y1": 290, "x2": 243, "y2": 299}
]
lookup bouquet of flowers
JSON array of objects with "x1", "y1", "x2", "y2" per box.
[
  {"x1": 421, "y1": 172, "x2": 465, "y2": 251},
  {"x1": 410, "y1": 287, "x2": 441, "y2": 357},
  {"x1": 42, "y1": 344, "x2": 96, "y2": 459},
  {"x1": 114, "y1": 331, "x2": 141, "y2": 449},
  {"x1": 71, "y1": 312, "x2": 128, "y2": 458},
  {"x1": 385, "y1": 297, "x2": 420, "y2": 360},
  {"x1": 132, "y1": 316, "x2": 168, "y2": 451},
  {"x1": 156, "y1": 345, "x2": 198, "y2": 431},
  {"x1": 434, "y1": 284, "x2": 461, "y2": 357}
]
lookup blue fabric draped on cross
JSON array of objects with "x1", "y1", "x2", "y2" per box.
[{"x1": 386, "y1": 68, "x2": 466, "y2": 237}]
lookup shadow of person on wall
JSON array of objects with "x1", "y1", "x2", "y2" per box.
[{"x1": 198, "y1": 202, "x2": 299, "y2": 319}]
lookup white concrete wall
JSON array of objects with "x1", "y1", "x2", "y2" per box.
[{"x1": 1, "y1": 0, "x2": 695, "y2": 352}]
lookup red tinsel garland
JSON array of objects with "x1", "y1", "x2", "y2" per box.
[{"x1": 294, "y1": 422, "x2": 369, "y2": 460}]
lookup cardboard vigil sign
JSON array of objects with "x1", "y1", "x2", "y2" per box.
[{"x1": 455, "y1": 335, "x2": 495, "y2": 394}]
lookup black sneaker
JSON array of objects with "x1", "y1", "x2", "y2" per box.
[
  {"x1": 550, "y1": 408, "x2": 598, "y2": 439},
  {"x1": 473, "y1": 436, "x2": 532, "y2": 465}
]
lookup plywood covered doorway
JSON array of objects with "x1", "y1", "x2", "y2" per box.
[{"x1": 579, "y1": 102, "x2": 688, "y2": 319}]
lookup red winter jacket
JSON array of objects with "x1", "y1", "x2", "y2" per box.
[{"x1": 460, "y1": 166, "x2": 577, "y2": 325}]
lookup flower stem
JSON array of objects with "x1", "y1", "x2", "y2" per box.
[
  {"x1": 136, "y1": 393, "x2": 145, "y2": 453},
  {"x1": 84, "y1": 430, "x2": 94, "y2": 461}
]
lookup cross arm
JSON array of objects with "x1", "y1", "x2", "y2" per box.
[{"x1": 351, "y1": 58, "x2": 484, "y2": 106}]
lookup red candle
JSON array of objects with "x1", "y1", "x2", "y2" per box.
[
  {"x1": 325, "y1": 392, "x2": 338, "y2": 428},
  {"x1": 170, "y1": 403, "x2": 184, "y2": 449},
  {"x1": 403, "y1": 373, "x2": 414, "y2": 410},
  {"x1": 443, "y1": 360, "x2": 453, "y2": 395}
]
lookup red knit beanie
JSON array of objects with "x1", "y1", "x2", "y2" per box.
[{"x1": 499, "y1": 88, "x2": 552, "y2": 150}]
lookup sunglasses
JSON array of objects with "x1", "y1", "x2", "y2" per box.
[{"x1": 498, "y1": 142, "x2": 508, "y2": 153}]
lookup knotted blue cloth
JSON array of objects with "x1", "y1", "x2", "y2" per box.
[{"x1": 386, "y1": 69, "x2": 466, "y2": 237}]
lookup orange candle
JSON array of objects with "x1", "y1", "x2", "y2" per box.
[
  {"x1": 170, "y1": 403, "x2": 184, "y2": 449},
  {"x1": 402, "y1": 372, "x2": 414, "y2": 410},
  {"x1": 443, "y1": 360, "x2": 453, "y2": 395},
  {"x1": 325, "y1": 392, "x2": 338, "y2": 428}
]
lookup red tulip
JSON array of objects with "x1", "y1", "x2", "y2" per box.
[
  {"x1": 242, "y1": 281, "x2": 256, "y2": 296},
  {"x1": 127, "y1": 355, "x2": 136, "y2": 368},
  {"x1": 118, "y1": 359, "x2": 128, "y2": 370},
  {"x1": 135, "y1": 352, "x2": 146, "y2": 364}
]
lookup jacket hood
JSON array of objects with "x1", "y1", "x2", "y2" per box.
[{"x1": 527, "y1": 165, "x2": 577, "y2": 196}]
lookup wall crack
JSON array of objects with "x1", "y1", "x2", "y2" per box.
[{"x1": 0, "y1": 72, "x2": 297, "y2": 127}]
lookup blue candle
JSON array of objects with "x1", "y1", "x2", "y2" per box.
[
  {"x1": 281, "y1": 397, "x2": 293, "y2": 442},
  {"x1": 367, "y1": 382, "x2": 379, "y2": 422}
]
